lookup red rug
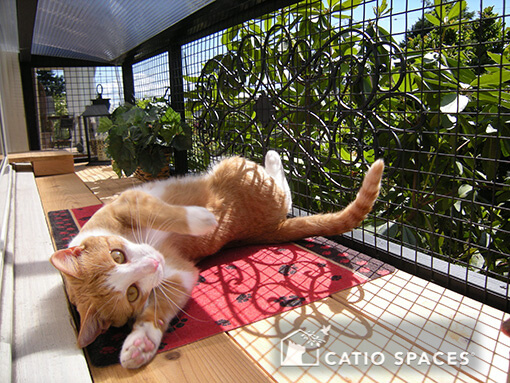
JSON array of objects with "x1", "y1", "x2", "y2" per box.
[{"x1": 48, "y1": 204, "x2": 394, "y2": 366}]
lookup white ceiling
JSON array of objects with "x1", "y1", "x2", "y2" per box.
[{"x1": 31, "y1": 0, "x2": 215, "y2": 62}]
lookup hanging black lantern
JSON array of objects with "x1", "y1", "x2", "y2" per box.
[{"x1": 81, "y1": 84, "x2": 110, "y2": 164}]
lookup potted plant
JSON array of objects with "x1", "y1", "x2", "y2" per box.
[{"x1": 98, "y1": 98, "x2": 192, "y2": 180}]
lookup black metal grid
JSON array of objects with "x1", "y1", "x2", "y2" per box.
[
  {"x1": 32, "y1": 66, "x2": 123, "y2": 160},
  {"x1": 31, "y1": 0, "x2": 509, "y2": 311},
  {"x1": 131, "y1": 52, "x2": 183, "y2": 172},
  {"x1": 133, "y1": 52, "x2": 170, "y2": 100},
  {"x1": 176, "y1": 0, "x2": 510, "y2": 310}
]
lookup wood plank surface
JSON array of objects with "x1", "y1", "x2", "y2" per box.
[
  {"x1": 8, "y1": 150, "x2": 72, "y2": 162},
  {"x1": 89, "y1": 333, "x2": 274, "y2": 383},
  {"x1": 36, "y1": 173, "x2": 101, "y2": 212},
  {"x1": 74, "y1": 164, "x2": 142, "y2": 203},
  {"x1": 12, "y1": 171, "x2": 92, "y2": 383},
  {"x1": 9, "y1": 150, "x2": 74, "y2": 176},
  {"x1": 0, "y1": 180, "x2": 15, "y2": 383},
  {"x1": 32, "y1": 158, "x2": 75, "y2": 176}
]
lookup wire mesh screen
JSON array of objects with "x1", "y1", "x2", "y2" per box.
[
  {"x1": 33, "y1": 66, "x2": 123, "y2": 160},
  {"x1": 180, "y1": 0, "x2": 510, "y2": 310},
  {"x1": 133, "y1": 52, "x2": 170, "y2": 100},
  {"x1": 131, "y1": 52, "x2": 183, "y2": 173}
]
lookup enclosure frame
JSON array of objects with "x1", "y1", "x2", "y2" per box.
[{"x1": 16, "y1": 0, "x2": 510, "y2": 313}]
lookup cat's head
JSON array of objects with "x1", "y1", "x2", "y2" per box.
[{"x1": 50, "y1": 235, "x2": 167, "y2": 347}]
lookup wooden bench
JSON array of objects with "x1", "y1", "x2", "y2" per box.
[
  {"x1": 5, "y1": 167, "x2": 91, "y2": 383},
  {"x1": 8, "y1": 150, "x2": 75, "y2": 176}
]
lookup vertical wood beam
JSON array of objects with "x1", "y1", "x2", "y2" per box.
[
  {"x1": 121, "y1": 59, "x2": 135, "y2": 104},
  {"x1": 19, "y1": 62, "x2": 40, "y2": 150},
  {"x1": 168, "y1": 44, "x2": 187, "y2": 175}
]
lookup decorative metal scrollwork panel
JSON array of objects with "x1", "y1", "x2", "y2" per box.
[{"x1": 190, "y1": 24, "x2": 425, "y2": 199}]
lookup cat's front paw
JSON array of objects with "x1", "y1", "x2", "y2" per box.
[
  {"x1": 185, "y1": 206, "x2": 218, "y2": 236},
  {"x1": 120, "y1": 322, "x2": 162, "y2": 369}
]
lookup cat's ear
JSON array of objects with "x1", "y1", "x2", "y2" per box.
[
  {"x1": 77, "y1": 305, "x2": 111, "y2": 348},
  {"x1": 50, "y1": 246, "x2": 84, "y2": 279}
]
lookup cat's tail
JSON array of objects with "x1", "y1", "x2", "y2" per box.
[{"x1": 264, "y1": 159, "x2": 384, "y2": 243}]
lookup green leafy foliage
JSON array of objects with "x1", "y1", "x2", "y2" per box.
[
  {"x1": 98, "y1": 98, "x2": 192, "y2": 177},
  {"x1": 36, "y1": 70, "x2": 66, "y2": 96},
  {"x1": 186, "y1": 0, "x2": 510, "y2": 278}
]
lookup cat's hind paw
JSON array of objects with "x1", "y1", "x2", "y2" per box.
[
  {"x1": 120, "y1": 323, "x2": 162, "y2": 369},
  {"x1": 264, "y1": 150, "x2": 283, "y2": 174}
]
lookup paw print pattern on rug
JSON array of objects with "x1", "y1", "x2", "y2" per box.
[
  {"x1": 236, "y1": 293, "x2": 252, "y2": 303},
  {"x1": 167, "y1": 317, "x2": 188, "y2": 333},
  {"x1": 216, "y1": 319, "x2": 231, "y2": 327},
  {"x1": 278, "y1": 264, "x2": 298, "y2": 276},
  {"x1": 274, "y1": 295, "x2": 305, "y2": 307}
]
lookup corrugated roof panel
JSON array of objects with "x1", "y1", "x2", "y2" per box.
[{"x1": 32, "y1": 0, "x2": 215, "y2": 62}]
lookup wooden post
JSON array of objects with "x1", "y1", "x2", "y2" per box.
[
  {"x1": 19, "y1": 62, "x2": 40, "y2": 150},
  {"x1": 168, "y1": 44, "x2": 188, "y2": 175},
  {"x1": 122, "y1": 59, "x2": 135, "y2": 105}
]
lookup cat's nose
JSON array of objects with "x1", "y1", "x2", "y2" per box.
[
  {"x1": 140, "y1": 258, "x2": 160, "y2": 273},
  {"x1": 150, "y1": 258, "x2": 160, "y2": 271}
]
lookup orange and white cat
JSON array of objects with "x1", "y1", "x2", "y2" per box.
[{"x1": 50, "y1": 151, "x2": 384, "y2": 368}]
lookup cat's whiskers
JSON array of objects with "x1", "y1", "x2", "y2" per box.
[
  {"x1": 129, "y1": 193, "x2": 145, "y2": 245},
  {"x1": 155, "y1": 284, "x2": 207, "y2": 323},
  {"x1": 156, "y1": 218, "x2": 181, "y2": 233},
  {"x1": 129, "y1": 202, "x2": 142, "y2": 244},
  {"x1": 95, "y1": 293, "x2": 116, "y2": 315},
  {"x1": 152, "y1": 288, "x2": 159, "y2": 327},
  {"x1": 144, "y1": 209, "x2": 160, "y2": 247},
  {"x1": 141, "y1": 213, "x2": 186, "y2": 248},
  {"x1": 92, "y1": 293, "x2": 119, "y2": 324},
  {"x1": 135, "y1": 197, "x2": 145, "y2": 244},
  {"x1": 105, "y1": 300, "x2": 121, "y2": 322},
  {"x1": 143, "y1": 211, "x2": 154, "y2": 245},
  {"x1": 159, "y1": 279, "x2": 192, "y2": 298}
]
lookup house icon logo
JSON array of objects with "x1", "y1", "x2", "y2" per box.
[{"x1": 280, "y1": 325, "x2": 330, "y2": 366}]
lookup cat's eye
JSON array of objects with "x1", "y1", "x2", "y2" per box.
[
  {"x1": 111, "y1": 249, "x2": 126, "y2": 264},
  {"x1": 127, "y1": 285, "x2": 139, "y2": 302}
]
